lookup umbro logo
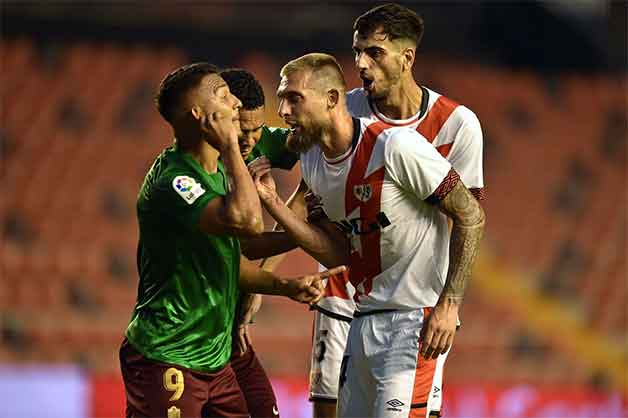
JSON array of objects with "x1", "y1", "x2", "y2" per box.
[{"x1": 386, "y1": 398, "x2": 405, "y2": 412}]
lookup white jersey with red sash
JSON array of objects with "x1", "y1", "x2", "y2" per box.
[
  {"x1": 315, "y1": 86, "x2": 484, "y2": 315},
  {"x1": 300, "y1": 117, "x2": 458, "y2": 312}
]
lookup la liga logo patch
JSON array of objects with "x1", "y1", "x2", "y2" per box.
[{"x1": 173, "y1": 175, "x2": 206, "y2": 204}]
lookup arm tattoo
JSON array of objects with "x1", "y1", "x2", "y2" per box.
[{"x1": 437, "y1": 182, "x2": 486, "y2": 305}]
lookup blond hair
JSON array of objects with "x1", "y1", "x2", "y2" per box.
[{"x1": 280, "y1": 53, "x2": 347, "y2": 94}]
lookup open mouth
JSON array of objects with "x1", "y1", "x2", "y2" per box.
[
  {"x1": 361, "y1": 76, "x2": 374, "y2": 91},
  {"x1": 286, "y1": 121, "x2": 301, "y2": 135}
]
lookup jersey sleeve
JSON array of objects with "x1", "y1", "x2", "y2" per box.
[
  {"x1": 153, "y1": 172, "x2": 221, "y2": 230},
  {"x1": 448, "y1": 107, "x2": 485, "y2": 199},
  {"x1": 260, "y1": 127, "x2": 299, "y2": 170},
  {"x1": 384, "y1": 128, "x2": 454, "y2": 201}
]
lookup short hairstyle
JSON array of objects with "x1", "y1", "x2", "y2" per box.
[
  {"x1": 220, "y1": 68, "x2": 265, "y2": 111},
  {"x1": 353, "y1": 3, "x2": 425, "y2": 47},
  {"x1": 155, "y1": 62, "x2": 219, "y2": 124},
  {"x1": 280, "y1": 53, "x2": 346, "y2": 94}
]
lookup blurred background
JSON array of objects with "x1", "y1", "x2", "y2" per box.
[{"x1": 1, "y1": 1, "x2": 626, "y2": 417}]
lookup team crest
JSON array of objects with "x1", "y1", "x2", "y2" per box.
[{"x1": 353, "y1": 184, "x2": 372, "y2": 202}]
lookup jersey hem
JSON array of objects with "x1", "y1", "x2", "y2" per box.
[{"x1": 123, "y1": 334, "x2": 229, "y2": 375}]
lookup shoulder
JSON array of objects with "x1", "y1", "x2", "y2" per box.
[
  {"x1": 266, "y1": 126, "x2": 290, "y2": 139},
  {"x1": 424, "y1": 88, "x2": 480, "y2": 132},
  {"x1": 346, "y1": 87, "x2": 366, "y2": 101},
  {"x1": 383, "y1": 126, "x2": 430, "y2": 150},
  {"x1": 382, "y1": 126, "x2": 446, "y2": 166},
  {"x1": 346, "y1": 88, "x2": 370, "y2": 117},
  {"x1": 451, "y1": 105, "x2": 481, "y2": 130}
]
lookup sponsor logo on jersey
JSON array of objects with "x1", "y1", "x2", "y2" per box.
[
  {"x1": 353, "y1": 184, "x2": 373, "y2": 202},
  {"x1": 334, "y1": 212, "x2": 391, "y2": 235},
  {"x1": 172, "y1": 176, "x2": 206, "y2": 204}
]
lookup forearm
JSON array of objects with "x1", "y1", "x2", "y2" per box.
[
  {"x1": 239, "y1": 258, "x2": 290, "y2": 295},
  {"x1": 221, "y1": 144, "x2": 263, "y2": 233},
  {"x1": 257, "y1": 181, "x2": 307, "y2": 270},
  {"x1": 263, "y1": 194, "x2": 349, "y2": 268},
  {"x1": 241, "y1": 232, "x2": 297, "y2": 260},
  {"x1": 439, "y1": 214, "x2": 485, "y2": 307}
]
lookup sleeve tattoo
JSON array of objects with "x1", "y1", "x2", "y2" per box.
[{"x1": 436, "y1": 181, "x2": 486, "y2": 305}]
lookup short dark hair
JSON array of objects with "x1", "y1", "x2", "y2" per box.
[
  {"x1": 220, "y1": 68, "x2": 265, "y2": 111},
  {"x1": 155, "y1": 62, "x2": 219, "y2": 124},
  {"x1": 353, "y1": 3, "x2": 424, "y2": 47}
]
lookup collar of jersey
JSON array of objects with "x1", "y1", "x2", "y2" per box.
[
  {"x1": 173, "y1": 140, "x2": 226, "y2": 178},
  {"x1": 323, "y1": 117, "x2": 361, "y2": 165},
  {"x1": 367, "y1": 85, "x2": 430, "y2": 126}
]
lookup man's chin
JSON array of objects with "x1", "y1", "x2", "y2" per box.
[{"x1": 286, "y1": 133, "x2": 315, "y2": 153}]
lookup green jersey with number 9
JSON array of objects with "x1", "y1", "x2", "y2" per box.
[{"x1": 126, "y1": 142, "x2": 240, "y2": 372}]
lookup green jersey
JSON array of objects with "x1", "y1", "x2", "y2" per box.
[
  {"x1": 126, "y1": 143, "x2": 240, "y2": 372},
  {"x1": 244, "y1": 126, "x2": 299, "y2": 169}
]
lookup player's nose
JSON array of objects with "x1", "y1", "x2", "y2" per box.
[
  {"x1": 355, "y1": 52, "x2": 369, "y2": 70},
  {"x1": 277, "y1": 98, "x2": 290, "y2": 119},
  {"x1": 231, "y1": 94, "x2": 242, "y2": 111}
]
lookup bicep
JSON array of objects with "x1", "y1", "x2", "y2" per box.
[
  {"x1": 198, "y1": 195, "x2": 260, "y2": 237},
  {"x1": 435, "y1": 181, "x2": 485, "y2": 227},
  {"x1": 449, "y1": 115, "x2": 484, "y2": 192},
  {"x1": 385, "y1": 132, "x2": 452, "y2": 200}
]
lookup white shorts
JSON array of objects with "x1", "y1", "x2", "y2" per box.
[
  {"x1": 337, "y1": 309, "x2": 449, "y2": 418},
  {"x1": 308, "y1": 307, "x2": 352, "y2": 402}
]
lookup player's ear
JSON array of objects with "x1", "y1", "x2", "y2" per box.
[
  {"x1": 327, "y1": 89, "x2": 340, "y2": 109},
  {"x1": 190, "y1": 106, "x2": 203, "y2": 121},
  {"x1": 401, "y1": 47, "x2": 416, "y2": 72}
]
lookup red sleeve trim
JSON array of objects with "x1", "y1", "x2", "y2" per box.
[
  {"x1": 427, "y1": 169, "x2": 460, "y2": 204},
  {"x1": 470, "y1": 187, "x2": 486, "y2": 201}
]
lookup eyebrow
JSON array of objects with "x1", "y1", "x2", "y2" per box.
[
  {"x1": 277, "y1": 89, "x2": 303, "y2": 99},
  {"x1": 354, "y1": 45, "x2": 385, "y2": 52},
  {"x1": 213, "y1": 83, "x2": 228, "y2": 94},
  {"x1": 241, "y1": 123, "x2": 265, "y2": 132}
]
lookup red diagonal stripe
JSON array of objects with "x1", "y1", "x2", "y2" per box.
[{"x1": 417, "y1": 96, "x2": 459, "y2": 143}]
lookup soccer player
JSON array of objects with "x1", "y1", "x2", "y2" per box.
[
  {"x1": 119, "y1": 62, "x2": 344, "y2": 418},
  {"x1": 248, "y1": 53, "x2": 485, "y2": 418},
  {"x1": 221, "y1": 68, "x2": 299, "y2": 170},
  {"x1": 221, "y1": 68, "x2": 302, "y2": 418},
  {"x1": 307, "y1": 4, "x2": 486, "y2": 417}
]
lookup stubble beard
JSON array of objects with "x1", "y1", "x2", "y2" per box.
[{"x1": 286, "y1": 125, "x2": 321, "y2": 153}]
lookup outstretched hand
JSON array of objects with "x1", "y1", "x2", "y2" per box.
[{"x1": 286, "y1": 265, "x2": 347, "y2": 304}]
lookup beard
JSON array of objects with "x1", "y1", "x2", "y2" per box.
[{"x1": 286, "y1": 125, "x2": 321, "y2": 153}]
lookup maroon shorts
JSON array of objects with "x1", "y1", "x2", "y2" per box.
[
  {"x1": 230, "y1": 339, "x2": 279, "y2": 418},
  {"x1": 120, "y1": 339, "x2": 248, "y2": 418}
]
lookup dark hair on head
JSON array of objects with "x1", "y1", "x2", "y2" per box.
[
  {"x1": 220, "y1": 68, "x2": 265, "y2": 111},
  {"x1": 353, "y1": 3, "x2": 424, "y2": 47},
  {"x1": 155, "y1": 62, "x2": 219, "y2": 124}
]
